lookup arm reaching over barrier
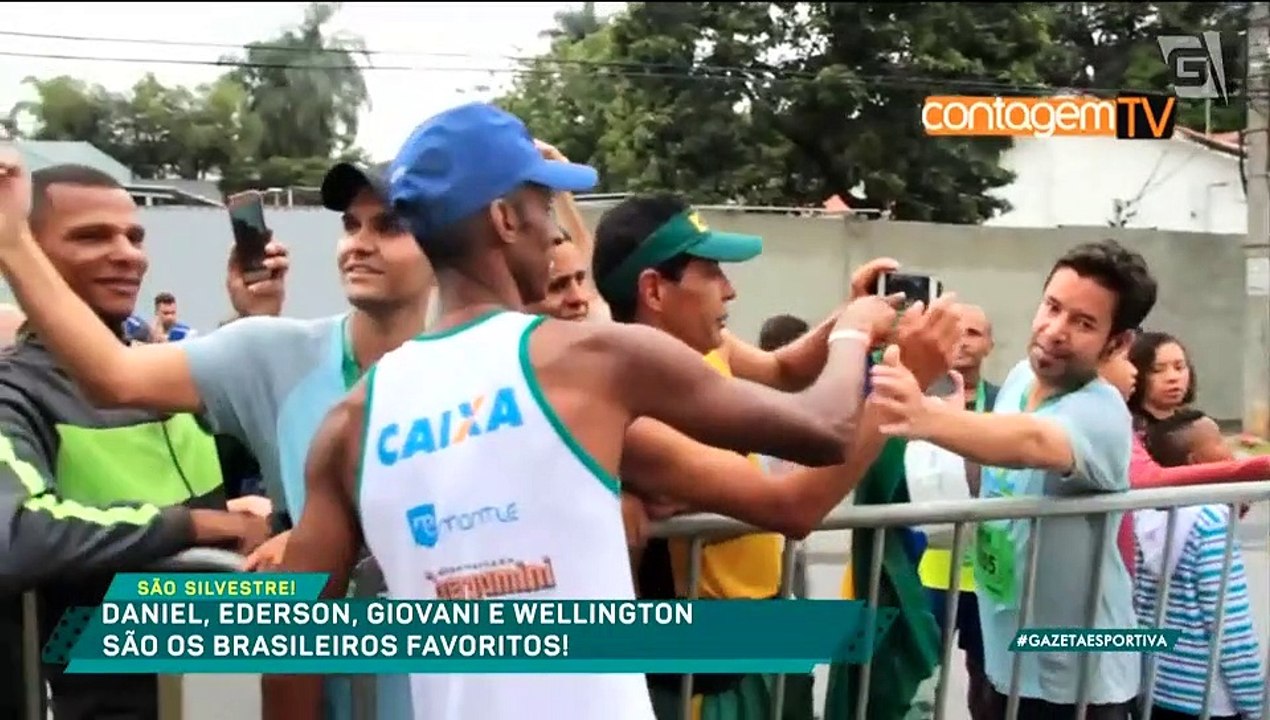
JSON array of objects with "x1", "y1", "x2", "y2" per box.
[
  {"x1": 721, "y1": 257, "x2": 902, "y2": 391},
  {"x1": 0, "y1": 381, "x2": 269, "y2": 593},
  {"x1": 592, "y1": 293, "x2": 902, "y2": 467},
  {"x1": 621, "y1": 309, "x2": 959, "y2": 540}
]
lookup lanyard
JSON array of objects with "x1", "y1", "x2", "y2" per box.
[
  {"x1": 1017, "y1": 381, "x2": 1073, "y2": 413},
  {"x1": 973, "y1": 379, "x2": 986, "y2": 413},
  {"x1": 339, "y1": 316, "x2": 362, "y2": 391}
]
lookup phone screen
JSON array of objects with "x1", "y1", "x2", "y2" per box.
[
  {"x1": 876, "y1": 272, "x2": 941, "y2": 306},
  {"x1": 227, "y1": 192, "x2": 270, "y2": 275}
]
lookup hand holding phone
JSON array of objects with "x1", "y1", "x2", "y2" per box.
[
  {"x1": 226, "y1": 191, "x2": 273, "y2": 284},
  {"x1": 875, "y1": 272, "x2": 943, "y2": 307}
]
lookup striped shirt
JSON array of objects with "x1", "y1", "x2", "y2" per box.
[{"x1": 1134, "y1": 504, "x2": 1265, "y2": 719}]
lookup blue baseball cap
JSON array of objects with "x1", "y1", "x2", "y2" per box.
[{"x1": 388, "y1": 103, "x2": 599, "y2": 239}]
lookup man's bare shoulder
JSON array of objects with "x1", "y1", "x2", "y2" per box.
[{"x1": 532, "y1": 314, "x2": 669, "y2": 356}]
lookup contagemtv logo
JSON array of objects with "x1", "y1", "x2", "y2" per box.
[{"x1": 921, "y1": 95, "x2": 1178, "y2": 140}]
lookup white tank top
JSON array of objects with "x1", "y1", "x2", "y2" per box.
[{"x1": 357, "y1": 310, "x2": 655, "y2": 720}]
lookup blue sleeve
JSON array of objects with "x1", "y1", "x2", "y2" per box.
[
  {"x1": 1051, "y1": 384, "x2": 1131, "y2": 492},
  {"x1": 177, "y1": 316, "x2": 286, "y2": 442}
]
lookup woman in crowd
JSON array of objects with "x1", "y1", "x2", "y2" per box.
[
  {"x1": 1128, "y1": 332, "x2": 1233, "y2": 466},
  {"x1": 1104, "y1": 337, "x2": 1266, "y2": 719}
]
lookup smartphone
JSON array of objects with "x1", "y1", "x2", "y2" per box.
[
  {"x1": 926, "y1": 373, "x2": 958, "y2": 397},
  {"x1": 226, "y1": 191, "x2": 272, "y2": 283},
  {"x1": 875, "y1": 272, "x2": 942, "y2": 307}
]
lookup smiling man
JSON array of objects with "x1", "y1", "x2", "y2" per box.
[
  {"x1": 0, "y1": 157, "x2": 432, "y2": 720},
  {"x1": 0, "y1": 163, "x2": 270, "y2": 719}
]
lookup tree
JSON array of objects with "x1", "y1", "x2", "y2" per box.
[
  {"x1": 1044, "y1": 2, "x2": 1248, "y2": 133},
  {"x1": 8, "y1": 76, "x2": 129, "y2": 161},
  {"x1": 499, "y1": 2, "x2": 1054, "y2": 222},
  {"x1": 499, "y1": 2, "x2": 1251, "y2": 223},
  {"x1": 540, "y1": 2, "x2": 604, "y2": 42},
  {"x1": 225, "y1": 1, "x2": 371, "y2": 160},
  {"x1": 7, "y1": 2, "x2": 372, "y2": 196},
  {"x1": 9, "y1": 74, "x2": 262, "y2": 184},
  {"x1": 501, "y1": 24, "x2": 619, "y2": 177}
]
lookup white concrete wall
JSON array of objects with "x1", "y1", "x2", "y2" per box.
[{"x1": 987, "y1": 135, "x2": 1247, "y2": 234}]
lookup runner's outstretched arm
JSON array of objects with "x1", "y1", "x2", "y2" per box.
[
  {"x1": 597, "y1": 295, "x2": 897, "y2": 466},
  {"x1": 720, "y1": 258, "x2": 901, "y2": 391},
  {"x1": 621, "y1": 301, "x2": 961, "y2": 537},
  {"x1": 262, "y1": 382, "x2": 365, "y2": 719}
]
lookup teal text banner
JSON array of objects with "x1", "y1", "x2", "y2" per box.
[{"x1": 48, "y1": 574, "x2": 898, "y2": 675}]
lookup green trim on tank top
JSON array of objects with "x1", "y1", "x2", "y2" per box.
[
  {"x1": 412, "y1": 308, "x2": 504, "y2": 342},
  {"x1": 354, "y1": 363, "x2": 377, "y2": 508},
  {"x1": 517, "y1": 315, "x2": 622, "y2": 496}
]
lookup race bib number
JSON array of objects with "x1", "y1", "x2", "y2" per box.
[{"x1": 974, "y1": 522, "x2": 1017, "y2": 606}]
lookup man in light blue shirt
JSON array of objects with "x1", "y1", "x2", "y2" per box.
[
  {"x1": 0, "y1": 159, "x2": 432, "y2": 720},
  {"x1": 868, "y1": 240, "x2": 1158, "y2": 719}
]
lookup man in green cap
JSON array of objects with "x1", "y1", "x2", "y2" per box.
[{"x1": 591, "y1": 193, "x2": 962, "y2": 720}]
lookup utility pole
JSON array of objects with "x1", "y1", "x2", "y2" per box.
[{"x1": 1244, "y1": 1, "x2": 1270, "y2": 437}]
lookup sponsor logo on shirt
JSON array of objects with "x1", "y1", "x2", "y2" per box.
[
  {"x1": 426, "y1": 556, "x2": 557, "y2": 600},
  {"x1": 376, "y1": 386, "x2": 524, "y2": 466},
  {"x1": 405, "y1": 502, "x2": 520, "y2": 548}
]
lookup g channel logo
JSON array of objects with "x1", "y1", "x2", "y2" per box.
[
  {"x1": 1158, "y1": 31, "x2": 1228, "y2": 102},
  {"x1": 406, "y1": 501, "x2": 520, "y2": 548}
]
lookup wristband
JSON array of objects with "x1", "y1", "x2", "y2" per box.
[{"x1": 827, "y1": 328, "x2": 870, "y2": 346}]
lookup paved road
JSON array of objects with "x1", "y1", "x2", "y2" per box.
[{"x1": 802, "y1": 501, "x2": 1270, "y2": 719}]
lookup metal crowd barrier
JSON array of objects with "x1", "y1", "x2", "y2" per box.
[
  {"x1": 21, "y1": 548, "x2": 245, "y2": 720},
  {"x1": 652, "y1": 480, "x2": 1270, "y2": 720},
  {"x1": 26, "y1": 485, "x2": 1267, "y2": 720}
]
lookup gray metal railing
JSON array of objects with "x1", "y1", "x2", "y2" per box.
[
  {"x1": 652, "y1": 480, "x2": 1270, "y2": 720},
  {"x1": 21, "y1": 548, "x2": 245, "y2": 720},
  {"x1": 29, "y1": 486, "x2": 1263, "y2": 720}
]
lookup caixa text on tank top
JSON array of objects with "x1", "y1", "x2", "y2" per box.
[{"x1": 374, "y1": 386, "x2": 524, "y2": 465}]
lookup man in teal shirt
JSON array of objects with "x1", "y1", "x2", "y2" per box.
[{"x1": 869, "y1": 240, "x2": 1158, "y2": 719}]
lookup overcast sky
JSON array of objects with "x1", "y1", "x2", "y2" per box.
[{"x1": 0, "y1": 1, "x2": 626, "y2": 161}]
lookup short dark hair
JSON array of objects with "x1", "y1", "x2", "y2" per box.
[
  {"x1": 1046, "y1": 240, "x2": 1157, "y2": 336},
  {"x1": 410, "y1": 184, "x2": 540, "y2": 271},
  {"x1": 30, "y1": 164, "x2": 124, "y2": 231},
  {"x1": 758, "y1": 314, "x2": 810, "y2": 351},
  {"x1": 592, "y1": 193, "x2": 693, "y2": 323},
  {"x1": 1141, "y1": 407, "x2": 1206, "y2": 467},
  {"x1": 154, "y1": 292, "x2": 176, "y2": 306},
  {"x1": 1128, "y1": 330, "x2": 1196, "y2": 413}
]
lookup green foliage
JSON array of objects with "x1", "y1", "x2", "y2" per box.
[
  {"x1": 6, "y1": 1, "x2": 371, "y2": 197},
  {"x1": 496, "y1": 1, "x2": 1250, "y2": 224}
]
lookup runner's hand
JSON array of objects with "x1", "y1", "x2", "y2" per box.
[
  {"x1": 0, "y1": 148, "x2": 32, "y2": 245},
  {"x1": 228, "y1": 495, "x2": 273, "y2": 518},
  {"x1": 848, "y1": 257, "x2": 900, "y2": 300},
  {"x1": 244, "y1": 530, "x2": 290, "y2": 572},
  {"x1": 895, "y1": 292, "x2": 962, "y2": 389},
  {"x1": 534, "y1": 139, "x2": 567, "y2": 162},
  {"x1": 870, "y1": 344, "x2": 938, "y2": 439},
  {"x1": 834, "y1": 293, "x2": 903, "y2": 345}
]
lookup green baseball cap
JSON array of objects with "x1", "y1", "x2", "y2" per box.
[{"x1": 596, "y1": 209, "x2": 763, "y2": 303}]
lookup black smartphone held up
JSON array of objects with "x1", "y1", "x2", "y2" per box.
[
  {"x1": 226, "y1": 191, "x2": 273, "y2": 284},
  {"x1": 875, "y1": 272, "x2": 943, "y2": 307}
]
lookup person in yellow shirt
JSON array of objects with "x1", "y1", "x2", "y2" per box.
[{"x1": 591, "y1": 193, "x2": 962, "y2": 720}]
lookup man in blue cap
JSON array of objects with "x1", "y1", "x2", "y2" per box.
[{"x1": 263, "y1": 102, "x2": 900, "y2": 720}]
